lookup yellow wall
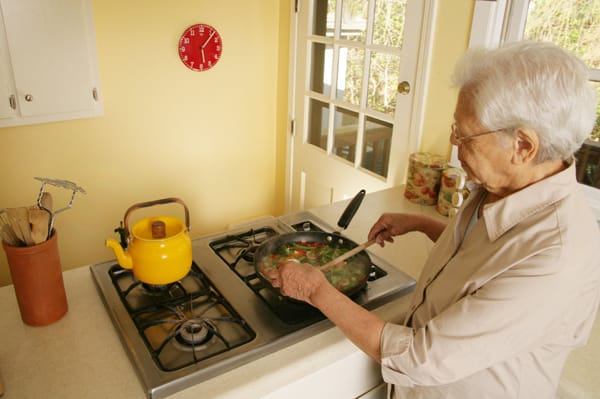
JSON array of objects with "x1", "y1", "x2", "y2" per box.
[
  {"x1": 421, "y1": 0, "x2": 474, "y2": 158},
  {"x1": 0, "y1": 0, "x2": 289, "y2": 286},
  {"x1": 0, "y1": 0, "x2": 472, "y2": 287}
]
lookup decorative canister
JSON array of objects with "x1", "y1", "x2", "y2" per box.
[
  {"x1": 436, "y1": 167, "x2": 467, "y2": 216},
  {"x1": 404, "y1": 152, "x2": 447, "y2": 205}
]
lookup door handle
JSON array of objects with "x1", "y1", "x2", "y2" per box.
[{"x1": 397, "y1": 81, "x2": 411, "y2": 95}]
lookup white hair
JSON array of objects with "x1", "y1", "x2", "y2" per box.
[{"x1": 452, "y1": 41, "x2": 598, "y2": 162}]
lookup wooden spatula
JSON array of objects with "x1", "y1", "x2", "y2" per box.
[
  {"x1": 15, "y1": 207, "x2": 35, "y2": 246},
  {"x1": 318, "y1": 239, "x2": 376, "y2": 272},
  {"x1": 29, "y1": 208, "x2": 50, "y2": 244}
]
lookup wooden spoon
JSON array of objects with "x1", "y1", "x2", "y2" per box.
[
  {"x1": 318, "y1": 239, "x2": 376, "y2": 272},
  {"x1": 40, "y1": 192, "x2": 53, "y2": 212},
  {"x1": 29, "y1": 208, "x2": 49, "y2": 244}
]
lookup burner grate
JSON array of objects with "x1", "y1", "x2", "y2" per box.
[{"x1": 108, "y1": 263, "x2": 256, "y2": 371}]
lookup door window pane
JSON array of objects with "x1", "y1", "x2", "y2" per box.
[
  {"x1": 310, "y1": 42, "x2": 334, "y2": 96},
  {"x1": 367, "y1": 51, "x2": 400, "y2": 115},
  {"x1": 336, "y1": 46, "x2": 364, "y2": 105},
  {"x1": 373, "y1": 0, "x2": 407, "y2": 47},
  {"x1": 333, "y1": 107, "x2": 359, "y2": 162},
  {"x1": 312, "y1": 0, "x2": 336, "y2": 37},
  {"x1": 308, "y1": 98, "x2": 330, "y2": 150},
  {"x1": 361, "y1": 116, "x2": 392, "y2": 177},
  {"x1": 340, "y1": 0, "x2": 368, "y2": 42}
]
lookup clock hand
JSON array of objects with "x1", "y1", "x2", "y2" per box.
[
  {"x1": 201, "y1": 31, "x2": 216, "y2": 49},
  {"x1": 201, "y1": 48, "x2": 206, "y2": 64}
]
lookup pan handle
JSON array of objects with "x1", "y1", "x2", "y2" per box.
[{"x1": 336, "y1": 189, "x2": 366, "y2": 230}]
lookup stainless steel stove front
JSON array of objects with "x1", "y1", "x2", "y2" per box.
[{"x1": 90, "y1": 211, "x2": 415, "y2": 399}]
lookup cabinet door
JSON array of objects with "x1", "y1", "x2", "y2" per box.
[
  {"x1": 0, "y1": 0, "x2": 99, "y2": 118},
  {"x1": 0, "y1": 5, "x2": 16, "y2": 120}
]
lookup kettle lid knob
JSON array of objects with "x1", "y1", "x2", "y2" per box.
[{"x1": 151, "y1": 220, "x2": 166, "y2": 239}]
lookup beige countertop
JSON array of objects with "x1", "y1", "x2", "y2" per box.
[{"x1": 0, "y1": 185, "x2": 598, "y2": 398}]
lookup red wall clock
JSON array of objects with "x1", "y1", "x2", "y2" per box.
[{"x1": 178, "y1": 24, "x2": 223, "y2": 71}]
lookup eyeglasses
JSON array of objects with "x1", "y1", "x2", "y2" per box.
[{"x1": 450, "y1": 123, "x2": 503, "y2": 146}]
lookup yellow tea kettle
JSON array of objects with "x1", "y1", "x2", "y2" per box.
[{"x1": 105, "y1": 198, "x2": 192, "y2": 285}]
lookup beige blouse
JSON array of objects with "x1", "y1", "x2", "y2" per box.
[{"x1": 380, "y1": 163, "x2": 600, "y2": 399}]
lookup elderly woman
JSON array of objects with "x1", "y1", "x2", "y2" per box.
[{"x1": 268, "y1": 40, "x2": 600, "y2": 398}]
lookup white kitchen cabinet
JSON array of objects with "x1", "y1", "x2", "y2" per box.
[
  {"x1": 358, "y1": 383, "x2": 387, "y2": 399},
  {"x1": 263, "y1": 349, "x2": 384, "y2": 399},
  {"x1": 0, "y1": 0, "x2": 102, "y2": 127}
]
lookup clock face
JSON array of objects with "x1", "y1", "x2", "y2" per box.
[{"x1": 178, "y1": 24, "x2": 223, "y2": 71}]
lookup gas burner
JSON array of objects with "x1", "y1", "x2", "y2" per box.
[
  {"x1": 177, "y1": 319, "x2": 215, "y2": 345},
  {"x1": 173, "y1": 319, "x2": 217, "y2": 352},
  {"x1": 142, "y1": 283, "x2": 174, "y2": 296}
]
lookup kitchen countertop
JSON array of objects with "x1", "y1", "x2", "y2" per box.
[{"x1": 0, "y1": 185, "x2": 598, "y2": 399}]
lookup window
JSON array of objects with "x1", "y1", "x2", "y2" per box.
[
  {"x1": 306, "y1": 0, "x2": 408, "y2": 177},
  {"x1": 502, "y1": 0, "x2": 600, "y2": 188}
]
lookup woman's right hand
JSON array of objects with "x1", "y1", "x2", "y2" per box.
[
  {"x1": 367, "y1": 213, "x2": 412, "y2": 246},
  {"x1": 368, "y1": 213, "x2": 447, "y2": 246}
]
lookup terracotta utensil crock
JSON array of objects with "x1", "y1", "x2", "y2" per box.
[{"x1": 2, "y1": 229, "x2": 68, "y2": 326}]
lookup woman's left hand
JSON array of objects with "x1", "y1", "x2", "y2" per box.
[{"x1": 265, "y1": 261, "x2": 328, "y2": 305}]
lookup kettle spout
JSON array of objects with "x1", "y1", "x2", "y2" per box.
[{"x1": 105, "y1": 239, "x2": 133, "y2": 269}]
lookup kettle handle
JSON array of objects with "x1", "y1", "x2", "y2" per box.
[{"x1": 123, "y1": 197, "x2": 190, "y2": 237}]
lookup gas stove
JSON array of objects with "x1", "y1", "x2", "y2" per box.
[{"x1": 90, "y1": 211, "x2": 415, "y2": 399}]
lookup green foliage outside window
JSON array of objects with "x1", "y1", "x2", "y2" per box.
[{"x1": 523, "y1": 0, "x2": 600, "y2": 140}]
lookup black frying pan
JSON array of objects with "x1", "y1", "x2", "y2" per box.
[{"x1": 254, "y1": 190, "x2": 372, "y2": 297}]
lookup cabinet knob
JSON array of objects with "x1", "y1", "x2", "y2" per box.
[{"x1": 24, "y1": 94, "x2": 33, "y2": 102}]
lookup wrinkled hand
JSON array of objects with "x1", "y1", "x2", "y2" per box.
[
  {"x1": 368, "y1": 213, "x2": 420, "y2": 247},
  {"x1": 265, "y1": 261, "x2": 328, "y2": 305}
]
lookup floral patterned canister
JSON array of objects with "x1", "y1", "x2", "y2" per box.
[
  {"x1": 436, "y1": 167, "x2": 467, "y2": 216},
  {"x1": 404, "y1": 152, "x2": 447, "y2": 205}
]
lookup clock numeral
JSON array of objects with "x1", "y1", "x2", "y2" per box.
[
  {"x1": 183, "y1": 38, "x2": 190, "y2": 45},
  {"x1": 189, "y1": 29, "x2": 196, "y2": 36},
  {"x1": 180, "y1": 46, "x2": 186, "y2": 52},
  {"x1": 182, "y1": 55, "x2": 188, "y2": 62}
]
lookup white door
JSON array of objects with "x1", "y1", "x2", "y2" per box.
[{"x1": 287, "y1": 0, "x2": 433, "y2": 211}]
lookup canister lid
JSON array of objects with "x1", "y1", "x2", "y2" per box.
[{"x1": 408, "y1": 152, "x2": 447, "y2": 169}]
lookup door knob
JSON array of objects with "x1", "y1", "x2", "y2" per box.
[{"x1": 397, "y1": 81, "x2": 410, "y2": 95}]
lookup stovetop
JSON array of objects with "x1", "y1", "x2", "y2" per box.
[{"x1": 90, "y1": 211, "x2": 415, "y2": 399}]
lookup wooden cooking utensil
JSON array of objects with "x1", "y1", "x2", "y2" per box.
[
  {"x1": 6, "y1": 208, "x2": 26, "y2": 245},
  {"x1": 1, "y1": 223, "x2": 20, "y2": 246},
  {"x1": 318, "y1": 239, "x2": 376, "y2": 272},
  {"x1": 40, "y1": 191, "x2": 53, "y2": 213},
  {"x1": 29, "y1": 208, "x2": 49, "y2": 244},
  {"x1": 14, "y1": 207, "x2": 35, "y2": 246}
]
